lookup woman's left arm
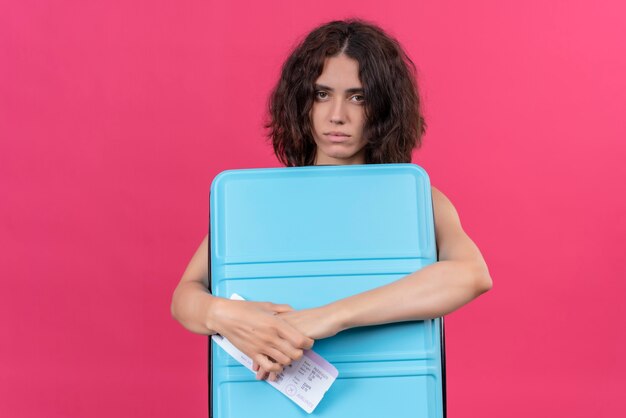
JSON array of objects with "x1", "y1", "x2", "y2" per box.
[{"x1": 278, "y1": 186, "x2": 493, "y2": 340}]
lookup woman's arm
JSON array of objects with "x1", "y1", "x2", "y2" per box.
[
  {"x1": 276, "y1": 186, "x2": 493, "y2": 339},
  {"x1": 171, "y1": 235, "x2": 314, "y2": 376},
  {"x1": 170, "y1": 234, "x2": 215, "y2": 335}
]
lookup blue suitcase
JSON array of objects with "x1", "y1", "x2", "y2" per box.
[{"x1": 209, "y1": 163, "x2": 446, "y2": 417}]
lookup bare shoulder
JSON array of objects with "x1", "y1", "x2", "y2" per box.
[
  {"x1": 431, "y1": 186, "x2": 462, "y2": 234},
  {"x1": 430, "y1": 186, "x2": 487, "y2": 270},
  {"x1": 178, "y1": 234, "x2": 210, "y2": 288}
]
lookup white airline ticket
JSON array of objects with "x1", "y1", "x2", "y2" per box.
[{"x1": 211, "y1": 294, "x2": 339, "y2": 414}]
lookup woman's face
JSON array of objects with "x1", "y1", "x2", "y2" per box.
[{"x1": 310, "y1": 53, "x2": 367, "y2": 165}]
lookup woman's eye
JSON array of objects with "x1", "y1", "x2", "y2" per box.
[
  {"x1": 351, "y1": 94, "x2": 365, "y2": 103},
  {"x1": 315, "y1": 91, "x2": 328, "y2": 100}
]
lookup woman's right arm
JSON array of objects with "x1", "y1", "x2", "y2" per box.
[{"x1": 170, "y1": 234, "x2": 314, "y2": 376}]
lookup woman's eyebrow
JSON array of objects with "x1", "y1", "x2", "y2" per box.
[{"x1": 315, "y1": 83, "x2": 364, "y2": 94}]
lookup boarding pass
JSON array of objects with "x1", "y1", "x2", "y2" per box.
[{"x1": 211, "y1": 293, "x2": 339, "y2": 413}]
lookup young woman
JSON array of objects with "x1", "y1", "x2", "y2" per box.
[{"x1": 171, "y1": 19, "x2": 492, "y2": 382}]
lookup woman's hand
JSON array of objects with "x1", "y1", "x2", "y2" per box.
[
  {"x1": 211, "y1": 298, "x2": 314, "y2": 379},
  {"x1": 277, "y1": 306, "x2": 343, "y2": 340},
  {"x1": 252, "y1": 305, "x2": 344, "y2": 381}
]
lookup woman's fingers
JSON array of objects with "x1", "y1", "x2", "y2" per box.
[
  {"x1": 265, "y1": 347, "x2": 291, "y2": 367},
  {"x1": 255, "y1": 368, "x2": 278, "y2": 382},
  {"x1": 258, "y1": 307, "x2": 314, "y2": 358},
  {"x1": 276, "y1": 324, "x2": 314, "y2": 351},
  {"x1": 254, "y1": 354, "x2": 282, "y2": 373},
  {"x1": 253, "y1": 354, "x2": 282, "y2": 382},
  {"x1": 216, "y1": 299, "x2": 315, "y2": 381},
  {"x1": 273, "y1": 337, "x2": 304, "y2": 362}
]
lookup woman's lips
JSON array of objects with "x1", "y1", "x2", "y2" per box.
[{"x1": 324, "y1": 133, "x2": 350, "y2": 143}]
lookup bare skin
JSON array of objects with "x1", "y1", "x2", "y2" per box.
[
  {"x1": 170, "y1": 241, "x2": 313, "y2": 375},
  {"x1": 171, "y1": 54, "x2": 492, "y2": 381},
  {"x1": 171, "y1": 184, "x2": 492, "y2": 380}
]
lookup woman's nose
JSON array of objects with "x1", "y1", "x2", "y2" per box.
[{"x1": 329, "y1": 99, "x2": 347, "y2": 124}]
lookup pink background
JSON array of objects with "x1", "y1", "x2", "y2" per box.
[{"x1": 1, "y1": 1, "x2": 625, "y2": 417}]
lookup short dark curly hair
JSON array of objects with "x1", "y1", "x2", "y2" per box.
[{"x1": 265, "y1": 19, "x2": 426, "y2": 167}]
